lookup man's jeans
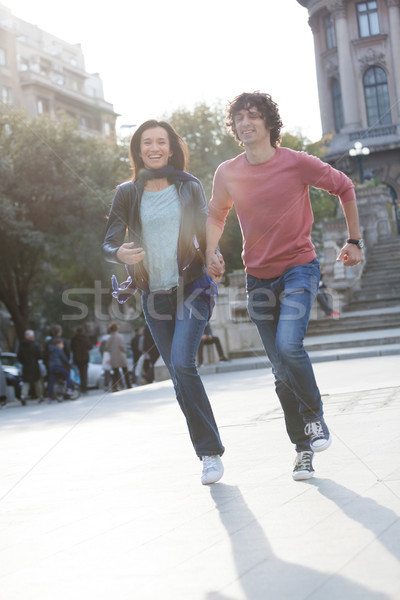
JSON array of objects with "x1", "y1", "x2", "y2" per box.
[
  {"x1": 246, "y1": 259, "x2": 322, "y2": 452},
  {"x1": 142, "y1": 287, "x2": 225, "y2": 458}
]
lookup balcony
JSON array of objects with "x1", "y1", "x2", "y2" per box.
[{"x1": 349, "y1": 125, "x2": 398, "y2": 141}]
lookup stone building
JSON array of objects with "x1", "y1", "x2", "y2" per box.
[
  {"x1": 0, "y1": 3, "x2": 117, "y2": 139},
  {"x1": 296, "y1": 0, "x2": 400, "y2": 229}
]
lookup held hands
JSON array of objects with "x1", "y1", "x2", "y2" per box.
[
  {"x1": 206, "y1": 252, "x2": 225, "y2": 283},
  {"x1": 116, "y1": 242, "x2": 145, "y2": 265},
  {"x1": 336, "y1": 243, "x2": 363, "y2": 267}
]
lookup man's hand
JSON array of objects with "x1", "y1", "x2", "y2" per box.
[
  {"x1": 336, "y1": 243, "x2": 363, "y2": 267},
  {"x1": 206, "y1": 252, "x2": 225, "y2": 282},
  {"x1": 116, "y1": 242, "x2": 145, "y2": 265}
]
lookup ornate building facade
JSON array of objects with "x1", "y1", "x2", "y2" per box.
[{"x1": 296, "y1": 0, "x2": 400, "y2": 229}]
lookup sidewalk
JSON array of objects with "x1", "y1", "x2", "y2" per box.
[{"x1": 0, "y1": 356, "x2": 399, "y2": 599}]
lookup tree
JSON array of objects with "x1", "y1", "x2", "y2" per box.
[
  {"x1": 167, "y1": 102, "x2": 243, "y2": 273},
  {"x1": 0, "y1": 107, "x2": 128, "y2": 342}
]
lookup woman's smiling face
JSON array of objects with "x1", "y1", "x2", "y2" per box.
[{"x1": 139, "y1": 126, "x2": 173, "y2": 170}]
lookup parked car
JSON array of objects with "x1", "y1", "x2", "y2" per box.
[
  {"x1": 0, "y1": 352, "x2": 23, "y2": 402},
  {"x1": 87, "y1": 346, "x2": 104, "y2": 389}
]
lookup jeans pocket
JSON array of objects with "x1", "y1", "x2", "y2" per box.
[{"x1": 246, "y1": 274, "x2": 259, "y2": 293}]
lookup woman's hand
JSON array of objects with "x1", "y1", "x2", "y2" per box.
[
  {"x1": 207, "y1": 252, "x2": 225, "y2": 283},
  {"x1": 116, "y1": 242, "x2": 145, "y2": 265}
]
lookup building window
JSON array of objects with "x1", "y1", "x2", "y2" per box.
[
  {"x1": 331, "y1": 78, "x2": 344, "y2": 132},
  {"x1": 324, "y1": 14, "x2": 336, "y2": 50},
  {"x1": 37, "y1": 98, "x2": 50, "y2": 115},
  {"x1": 363, "y1": 66, "x2": 391, "y2": 127},
  {"x1": 357, "y1": 1, "x2": 380, "y2": 38},
  {"x1": 0, "y1": 48, "x2": 6, "y2": 66},
  {"x1": 2, "y1": 87, "x2": 11, "y2": 103}
]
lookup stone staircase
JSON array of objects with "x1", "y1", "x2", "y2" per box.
[
  {"x1": 346, "y1": 235, "x2": 400, "y2": 311},
  {"x1": 305, "y1": 235, "x2": 400, "y2": 349}
]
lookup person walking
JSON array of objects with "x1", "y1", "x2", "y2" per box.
[
  {"x1": 139, "y1": 324, "x2": 160, "y2": 384},
  {"x1": 206, "y1": 92, "x2": 363, "y2": 481},
  {"x1": 130, "y1": 326, "x2": 143, "y2": 384},
  {"x1": 17, "y1": 329, "x2": 44, "y2": 404},
  {"x1": 46, "y1": 338, "x2": 73, "y2": 402},
  {"x1": 105, "y1": 322, "x2": 131, "y2": 393},
  {"x1": 70, "y1": 326, "x2": 92, "y2": 394},
  {"x1": 102, "y1": 119, "x2": 225, "y2": 485},
  {"x1": 316, "y1": 272, "x2": 340, "y2": 318}
]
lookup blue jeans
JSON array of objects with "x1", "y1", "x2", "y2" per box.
[
  {"x1": 246, "y1": 259, "x2": 322, "y2": 452},
  {"x1": 142, "y1": 286, "x2": 225, "y2": 458}
]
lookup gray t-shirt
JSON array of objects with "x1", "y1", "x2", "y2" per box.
[{"x1": 140, "y1": 185, "x2": 181, "y2": 292}]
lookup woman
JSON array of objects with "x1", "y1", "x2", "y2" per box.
[
  {"x1": 102, "y1": 120, "x2": 225, "y2": 485},
  {"x1": 106, "y1": 322, "x2": 131, "y2": 393}
]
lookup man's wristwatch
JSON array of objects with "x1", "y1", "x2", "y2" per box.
[{"x1": 347, "y1": 238, "x2": 365, "y2": 249}]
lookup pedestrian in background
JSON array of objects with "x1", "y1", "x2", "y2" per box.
[
  {"x1": 106, "y1": 322, "x2": 131, "y2": 393},
  {"x1": 130, "y1": 326, "x2": 143, "y2": 384},
  {"x1": 71, "y1": 326, "x2": 92, "y2": 394},
  {"x1": 0, "y1": 364, "x2": 8, "y2": 407},
  {"x1": 197, "y1": 322, "x2": 229, "y2": 367},
  {"x1": 46, "y1": 337, "x2": 73, "y2": 402},
  {"x1": 17, "y1": 329, "x2": 44, "y2": 404}
]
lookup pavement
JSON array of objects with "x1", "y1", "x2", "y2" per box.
[{"x1": 1, "y1": 354, "x2": 400, "y2": 600}]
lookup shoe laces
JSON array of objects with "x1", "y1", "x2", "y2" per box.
[
  {"x1": 304, "y1": 421, "x2": 323, "y2": 440},
  {"x1": 202, "y1": 455, "x2": 218, "y2": 470},
  {"x1": 294, "y1": 451, "x2": 313, "y2": 470}
]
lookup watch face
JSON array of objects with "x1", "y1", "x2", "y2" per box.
[{"x1": 358, "y1": 239, "x2": 365, "y2": 249}]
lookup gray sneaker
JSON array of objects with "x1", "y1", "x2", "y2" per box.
[
  {"x1": 304, "y1": 418, "x2": 332, "y2": 452},
  {"x1": 292, "y1": 451, "x2": 315, "y2": 481},
  {"x1": 201, "y1": 455, "x2": 224, "y2": 485}
]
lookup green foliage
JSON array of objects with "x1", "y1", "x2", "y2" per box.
[
  {"x1": 167, "y1": 102, "x2": 243, "y2": 273},
  {"x1": 0, "y1": 106, "x2": 127, "y2": 340}
]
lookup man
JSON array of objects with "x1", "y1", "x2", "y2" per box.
[
  {"x1": 17, "y1": 329, "x2": 44, "y2": 404},
  {"x1": 206, "y1": 92, "x2": 363, "y2": 481}
]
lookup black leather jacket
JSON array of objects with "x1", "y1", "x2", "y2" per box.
[{"x1": 102, "y1": 178, "x2": 208, "y2": 294}]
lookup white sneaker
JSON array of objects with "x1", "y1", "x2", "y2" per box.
[
  {"x1": 201, "y1": 455, "x2": 224, "y2": 485},
  {"x1": 292, "y1": 451, "x2": 315, "y2": 481}
]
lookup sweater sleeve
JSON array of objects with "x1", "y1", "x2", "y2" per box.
[
  {"x1": 297, "y1": 152, "x2": 356, "y2": 204},
  {"x1": 207, "y1": 163, "x2": 234, "y2": 231}
]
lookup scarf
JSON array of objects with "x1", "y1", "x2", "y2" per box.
[
  {"x1": 136, "y1": 165, "x2": 201, "y2": 185},
  {"x1": 111, "y1": 166, "x2": 205, "y2": 304}
]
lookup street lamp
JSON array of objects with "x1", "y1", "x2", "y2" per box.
[{"x1": 349, "y1": 141, "x2": 370, "y2": 183}]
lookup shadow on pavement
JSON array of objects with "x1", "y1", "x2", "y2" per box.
[
  {"x1": 206, "y1": 483, "x2": 390, "y2": 600},
  {"x1": 310, "y1": 478, "x2": 400, "y2": 562}
]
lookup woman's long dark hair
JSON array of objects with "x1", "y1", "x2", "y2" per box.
[{"x1": 129, "y1": 120, "x2": 189, "y2": 179}]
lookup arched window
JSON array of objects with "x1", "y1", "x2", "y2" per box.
[
  {"x1": 363, "y1": 66, "x2": 392, "y2": 127},
  {"x1": 331, "y1": 78, "x2": 344, "y2": 133}
]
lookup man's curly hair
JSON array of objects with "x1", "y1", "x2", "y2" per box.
[{"x1": 225, "y1": 91, "x2": 283, "y2": 148}]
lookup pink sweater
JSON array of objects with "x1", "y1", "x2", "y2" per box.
[{"x1": 208, "y1": 146, "x2": 356, "y2": 279}]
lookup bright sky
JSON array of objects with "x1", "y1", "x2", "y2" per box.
[{"x1": 7, "y1": 0, "x2": 322, "y2": 141}]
